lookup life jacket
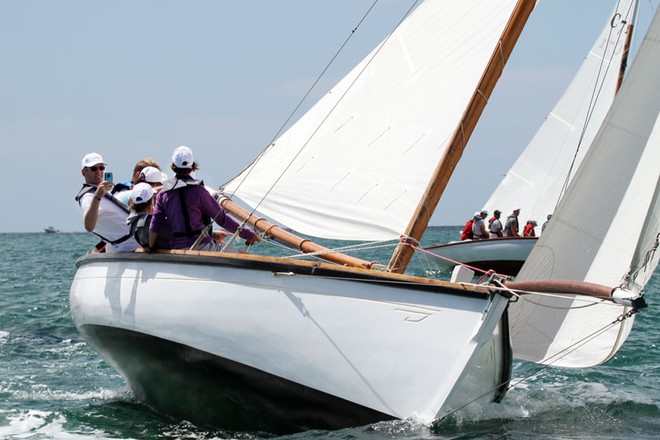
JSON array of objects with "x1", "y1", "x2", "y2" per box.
[
  {"x1": 126, "y1": 211, "x2": 152, "y2": 247},
  {"x1": 161, "y1": 177, "x2": 212, "y2": 238},
  {"x1": 489, "y1": 217, "x2": 503, "y2": 236},
  {"x1": 460, "y1": 219, "x2": 474, "y2": 240},
  {"x1": 523, "y1": 223, "x2": 536, "y2": 237},
  {"x1": 75, "y1": 184, "x2": 133, "y2": 245}
]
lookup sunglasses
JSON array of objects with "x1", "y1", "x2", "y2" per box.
[{"x1": 87, "y1": 166, "x2": 106, "y2": 171}]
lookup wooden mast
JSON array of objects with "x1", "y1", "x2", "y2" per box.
[
  {"x1": 387, "y1": 0, "x2": 536, "y2": 274},
  {"x1": 616, "y1": 16, "x2": 635, "y2": 92}
]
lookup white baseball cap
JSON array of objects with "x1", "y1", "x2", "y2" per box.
[
  {"x1": 172, "y1": 146, "x2": 194, "y2": 169},
  {"x1": 81, "y1": 152, "x2": 106, "y2": 169},
  {"x1": 140, "y1": 166, "x2": 167, "y2": 184},
  {"x1": 131, "y1": 182, "x2": 156, "y2": 204}
]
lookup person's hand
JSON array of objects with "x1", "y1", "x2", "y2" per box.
[
  {"x1": 245, "y1": 234, "x2": 261, "y2": 245},
  {"x1": 212, "y1": 230, "x2": 228, "y2": 243},
  {"x1": 95, "y1": 181, "x2": 113, "y2": 199}
]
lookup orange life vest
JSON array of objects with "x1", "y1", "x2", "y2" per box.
[{"x1": 461, "y1": 219, "x2": 474, "y2": 240}]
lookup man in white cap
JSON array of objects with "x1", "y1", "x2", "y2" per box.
[
  {"x1": 472, "y1": 209, "x2": 489, "y2": 240},
  {"x1": 75, "y1": 152, "x2": 139, "y2": 253},
  {"x1": 148, "y1": 146, "x2": 260, "y2": 252}
]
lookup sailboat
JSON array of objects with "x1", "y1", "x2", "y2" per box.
[
  {"x1": 69, "y1": 0, "x2": 657, "y2": 434},
  {"x1": 505, "y1": 3, "x2": 660, "y2": 366},
  {"x1": 425, "y1": 0, "x2": 639, "y2": 275}
]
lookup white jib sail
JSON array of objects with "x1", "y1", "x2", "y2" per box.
[
  {"x1": 484, "y1": 0, "x2": 638, "y2": 227},
  {"x1": 221, "y1": 0, "x2": 519, "y2": 241},
  {"x1": 509, "y1": 7, "x2": 660, "y2": 368}
]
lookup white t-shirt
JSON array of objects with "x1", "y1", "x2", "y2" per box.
[
  {"x1": 472, "y1": 217, "x2": 487, "y2": 238},
  {"x1": 80, "y1": 193, "x2": 139, "y2": 253}
]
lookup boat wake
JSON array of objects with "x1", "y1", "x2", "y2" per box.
[{"x1": 0, "y1": 409, "x2": 107, "y2": 440}]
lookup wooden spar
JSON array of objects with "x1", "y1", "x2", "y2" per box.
[
  {"x1": 388, "y1": 0, "x2": 536, "y2": 274},
  {"x1": 218, "y1": 197, "x2": 375, "y2": 269},
  {"x1": 616, "y1": 19, "x2": 635, "y2": 92},
  {"x1": 503, "y1": 279, "x2": 613, "y2": 300}
]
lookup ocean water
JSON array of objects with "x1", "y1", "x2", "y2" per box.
[{"x1": 1, "y1": 228, "x2": 658, "y2": 439}]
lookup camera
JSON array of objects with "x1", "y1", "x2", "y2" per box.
[{"x1": 104, "y1": 171, "x2": 113, "y2": 182}]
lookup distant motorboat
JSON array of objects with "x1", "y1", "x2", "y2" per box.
[{"x1": 44, "y1": 226, "x2": 60, "y2": 234}]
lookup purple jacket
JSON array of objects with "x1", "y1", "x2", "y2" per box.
[{"x1": 150, "y1": 176, "x2": 256, "y2": 249}]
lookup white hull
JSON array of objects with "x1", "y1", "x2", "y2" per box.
[
  {"x1": 70, "y1": 251, "x2": 511, "y2": 433},
  {"x1": 425, "y1": 237, "x2": 538, "y2": 275}
]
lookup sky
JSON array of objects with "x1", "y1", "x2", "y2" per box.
[{"x1": 0, "y1": 0, "x2": 656, "y2": 233}]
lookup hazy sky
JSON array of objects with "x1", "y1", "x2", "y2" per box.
[{"x1": 0, "y1": 0, "x2": 656, "y2": 233}]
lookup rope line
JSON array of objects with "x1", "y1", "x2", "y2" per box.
[{"x1": 284, "y1": 240, "x2": 399, "y2": 260}]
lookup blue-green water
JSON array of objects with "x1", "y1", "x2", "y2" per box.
[{"x1": 1, "y1": 229, "x2": 658, "y2": 439}]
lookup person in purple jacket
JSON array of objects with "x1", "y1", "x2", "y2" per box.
[{"x1": 147, "y1": 146, "x2": 260, "y2": 252}]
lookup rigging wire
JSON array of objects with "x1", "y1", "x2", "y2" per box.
[
  {"x1": 221, "y1": 0, "x2": 380, "y2": 200},
  {"x1": 258, "y1": 237, "x2": 341, "y2": 264},
  {"x1": 283, "y1": 239, "x2": 398, "y2": 260},
  {"x1": 247, "y1": 1, "x2": 420, "y2": 215}
]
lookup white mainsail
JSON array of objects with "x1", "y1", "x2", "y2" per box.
[
  {"x1": 484, "y1": 0, "x2": 639, "y2": 227},
  {"x1": 222, "y1": 0, "x2": 520, "y2": 241},
  {"x1": 509, "y1": 7, "x2": 660, "y2": 368}
]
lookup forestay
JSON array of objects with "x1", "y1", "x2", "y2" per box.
[
  {"x1": 509, "y1": 8, "x2": 660, "y2": 368},
  {"x1": 221, "y1": 0, "x2": 519, "y2": 241},
  {"x1": 483, "y1": 0, "x2": 638, "y2": 226}
]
